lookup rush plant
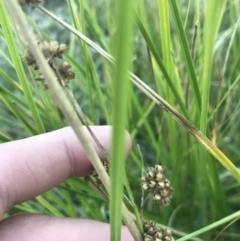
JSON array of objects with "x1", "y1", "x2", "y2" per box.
[{"x1": 1, "y1": 0, "x2": 240, "y2": 240}]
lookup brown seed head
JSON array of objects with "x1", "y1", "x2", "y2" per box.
[
  {"x1": 146, "y1": 171, "x2": 155, "y2": 180},
  {"x1": 155, "y1": 172, "x2": 164, "y2": 181},
  {"x1": 148, "y1": 180, "x2": 157, "y2": 189},
  {"x1": 155, "y1": 165, "x2": 164, "y2": 173}
]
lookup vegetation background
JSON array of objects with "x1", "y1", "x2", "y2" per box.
[{"x1": 1, "y1": 0, "x2": 240, "y2": 240}]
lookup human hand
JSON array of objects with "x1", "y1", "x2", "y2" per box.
[{"x1": 0, "y1": 126, "x2": 133, "y2": 241}]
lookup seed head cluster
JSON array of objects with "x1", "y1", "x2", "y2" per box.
[
  {"x1": 24, "y1": 40, "x2": 75, "y2": 88},
  {"x1": 143, "y1": 220, "x2": 174, "y2": 241},
  {"x1": 141, "y1": 165, "x2": 173, "y2": 206}
]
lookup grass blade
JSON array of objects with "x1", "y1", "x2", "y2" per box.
[
  {"x1": 200, "y1": 0, "x2": 228, "y2": 135},
  {"x1": 110, "y1": 0, "x2": 133, "y2": 240},
  {"x1": 168, "y1": 0, "x2": 201, "y2": 111},
  {"x1": 0, "y1": 87, "x2": 36, "y2": 135},
  {"x1": 176, "y1": 210, "x2": 240, "y2": 241},
  {"x1": 134, "y1": 11, "x2": 188, "y2": 118},
  {"x1": 0, "y1": 1, "x2": 45, "y2": 134}
]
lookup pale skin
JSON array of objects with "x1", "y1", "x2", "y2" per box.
[{"x1": 0, "y1": 126, "x2": 134, "y2": 241}]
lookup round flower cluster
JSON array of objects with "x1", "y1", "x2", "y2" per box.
[
  {"x1": 143, "y1": 220, "x2": 174, "y2": 241},
  {"x1": 24, "y1": 40, "x2": 75, "y2": 88},
  {"x1": 141, "y1": 165, "x2": 173, "y2": 206}
]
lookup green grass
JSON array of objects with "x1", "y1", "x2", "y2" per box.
[
  {"x1": 0, "y1": 1, "x2": 45, "y2": 134},
  {"x1": 109, "y1": 0, "x2": 133, "y2": 240},
  {"x1": 1, "y1": 0, "x2": 240, "y2": 240}
]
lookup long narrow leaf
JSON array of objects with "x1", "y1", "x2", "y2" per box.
[
  {"x1": 168, "y1": 0, "x2": 201, "y2": 111},
  {"x1": 134, "y1": 11, "x2": 188, "y2": 118},
  {"x1": 0, "y1": 2, "x2": 45, "y2": 134},
  {"x1": 110, "y1": 0, "x2": 133, "y2": 240}
]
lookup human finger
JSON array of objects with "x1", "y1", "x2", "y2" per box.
[
  {"x1": 0, "y1": 213, "x2": 134, "y2": 241},
  {"x1": 0, "y1": 126, "x2": 132, "y2": 216}
]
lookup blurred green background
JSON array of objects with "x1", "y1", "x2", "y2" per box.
[{"x1": 1, "y1": 0, "x2": 240, "y2": 240}]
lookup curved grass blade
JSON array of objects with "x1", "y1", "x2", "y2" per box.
[
  {"x1": 168, "y1": 0, "x2": 201, "y2": 111},
  {"x1": 0, "y1": 129, "x2": 13, "y2": 142},
  {"x1": 199, "y1": 0, "x2": 227, "y2": 135},
  {"x1": 158, "y1": 0, "x2": 179, "y2": 166},
  {"x1": 176, "y1": 210, "x2": 240, "y2": 241},
  {"x1": 36, "y1": 196, "x2": 64, "y2": 217},
  {"x1": 67, "y1": 0, "x2": 110, "y2": 123},
  {"x1": 0, "y1": 2, "x2": 45, "y2": 134},
  {"x1": 0, "y1": 87, "x2": 37, "y2": 135},
  {"x1": 197, "y1": 0, "x2": 228, "y2": 222},
  {"x1": 130, "y1": 73, "x2": 240, "y2": 182},
  {"x1": 134, "y1": 11, "x2": 188, "y2": 118}
]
